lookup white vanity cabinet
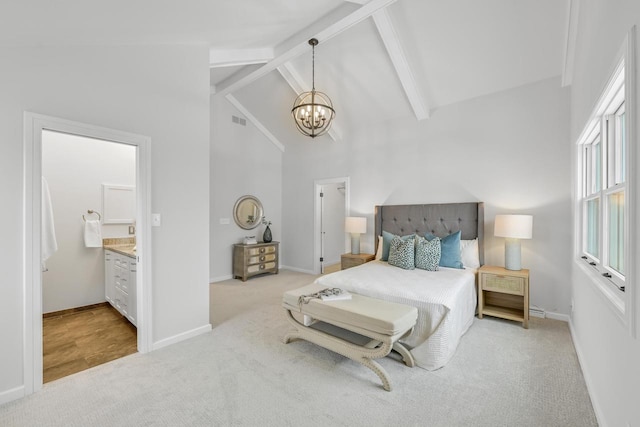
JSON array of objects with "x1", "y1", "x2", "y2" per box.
[{"x1": 104, "y1": 249, "x2": 137, "y2": 327}]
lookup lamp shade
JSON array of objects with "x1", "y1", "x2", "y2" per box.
[
  {"x1": 494, "y1": 215, "x2": 533, "y2": 239},
  {"x1": 345, "y1": 217, "x2": 367, "y2": 234}
]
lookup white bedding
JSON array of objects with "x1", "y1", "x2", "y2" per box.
[{"x1": 314, "y1": 260, "x2": 477, "y2": 370}]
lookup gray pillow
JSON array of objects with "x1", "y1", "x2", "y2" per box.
[
  {"x1": 388, "y1": 235, "x2": 415, "y2": 270},
  {"x1": 415, "y1": 235, "x2": 441, "y2": 271}
]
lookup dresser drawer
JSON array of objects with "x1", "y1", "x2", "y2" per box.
[
  {"x1": 482, "y1": 273, "x2": 525, "y2": 295},
  {"x1": 247, "y1": 245, "x2": 276, "y2": 256},
  {"x1": 247, "y1": 261, "x2": 277, "y2": 273},
  {"x1": 248, "y1": 253, "x2": 277, "y2": 264}
]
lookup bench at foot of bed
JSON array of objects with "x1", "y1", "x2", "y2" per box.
[{"x1": 282, "y1": 283, "x2": 418, "y2": 391}]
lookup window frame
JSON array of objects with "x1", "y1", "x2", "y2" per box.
[{"x1": 574, "y1": 30, "x2": 636, "y2": 337}]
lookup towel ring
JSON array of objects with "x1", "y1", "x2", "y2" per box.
[{"x1": 82, "y1": 210, "x2": 102, "y2": 222}]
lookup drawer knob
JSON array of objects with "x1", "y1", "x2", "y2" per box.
[
  {"x1": 260, "y1": 264, "x2": 265, "y2": 270},
  {"x1": 260, "y1": 248, "x2": 265, "y2": 253},
  {"x1": 260, "y1": 256, "x2": 265, "y2": 261}
]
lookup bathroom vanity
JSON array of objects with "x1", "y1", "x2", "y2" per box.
[{"x1": 104, "y1": 241, "x2": 137, "y2": 327}]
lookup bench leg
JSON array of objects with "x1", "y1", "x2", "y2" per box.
[{"x1": 283, "y1": 309, "x2": 396, "y2": 391}]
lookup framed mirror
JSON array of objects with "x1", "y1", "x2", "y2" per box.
[{"x1": 233, "y1": 195, "x2": 264, "y2": 230}]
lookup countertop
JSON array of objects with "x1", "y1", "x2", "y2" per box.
[{"x1": 103, "y1": 237, "x2": 136, "y2": 259}]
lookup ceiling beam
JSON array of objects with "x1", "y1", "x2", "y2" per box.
[
  {"x1": 277, "y1": 63, "x2": 342, "y2": 141},
  {"x1": 372, "y1": 9, "x2": 430, "y2": 120},
  {"x1": 561, "y1": 0, "x2": 579, "y2": 87},
  {"x1": 209, "y1": 48, "x2": 274, "y2": 68},
  {"x1": 214, "y1": 0, "x2": 398, "y2": 96},
  {"x1": 225, "y1": 94, "x2": 285, "y2": 152}
]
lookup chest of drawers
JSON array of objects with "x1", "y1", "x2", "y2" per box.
[{"x1": 233, "y1": 241, "x2": 279, "y2": 282}]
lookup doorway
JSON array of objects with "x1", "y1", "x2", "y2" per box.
[
  {"x1": 41, "y1": 131, "x2": 138, "y2": 382},
  {"x1": 314, "y1": 177, "x2": 350, "y2": 274},
  {"x1": 23, "y1": 113, "x2": 152, "y2": 396}
]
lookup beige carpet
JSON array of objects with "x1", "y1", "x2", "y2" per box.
[{"x1": 1, "y1": 270, "x2": 597, "y2": 426}]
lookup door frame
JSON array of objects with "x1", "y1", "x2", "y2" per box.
[
  {"x1": 313, "y1": 177, "x2": 350, "y2": 274},
  {"x1": 23, "y1": 112, "x2": 153, "y2": 395}
]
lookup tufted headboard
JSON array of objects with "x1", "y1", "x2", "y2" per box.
[{"x1": 374, "y1": 202, "x2": 484, "y2": 266}]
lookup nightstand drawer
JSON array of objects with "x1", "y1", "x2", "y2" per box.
[{"x1": 483, "y1": 273, "x2": 525, "y2": 295}]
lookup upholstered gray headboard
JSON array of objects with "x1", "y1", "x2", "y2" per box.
[{"x1": 374, "y1": 202, "x2": 484, "y2": 265}]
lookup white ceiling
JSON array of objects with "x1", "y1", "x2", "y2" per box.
[{"x1": 0, "y1": 0, "x2": 569, "y2": 146}]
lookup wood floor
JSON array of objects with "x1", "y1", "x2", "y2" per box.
[{"x1": 43, "y1": 303, "x2": 137, "y2": 383}]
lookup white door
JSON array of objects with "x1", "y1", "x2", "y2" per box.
[{"x1": 314, "y1": 177, "x2": 349, "y2": 274}]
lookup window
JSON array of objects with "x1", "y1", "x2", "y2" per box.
[{"x1": 577, "y1": 57, "x2": 629, "y2": 309}]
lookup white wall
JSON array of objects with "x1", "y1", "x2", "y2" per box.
[
  {"x1": 42, "y1": 131, "x2": 135, "y2": 313},
  {"x1": 569, "y1": 1, "x2": 640, "y2": 425},
  {"x1": 0, "y1": 45, "x2": 210, "y2": 402},
  {"x1": 209, "y1": 95, "x2": 282, "y2": 282},
  {"x1": 282, "y1": 77, "x2": 571, "y2": 316}
]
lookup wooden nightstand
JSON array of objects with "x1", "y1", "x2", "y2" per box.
[
  {"x1": 341, "y1": 253, "x2": 375, "y2": 270},
  {"x1": 478, "y1": 265, "x2": 530, "y2": 328}
]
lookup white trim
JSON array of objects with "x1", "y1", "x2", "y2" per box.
[
  {"x1": 215, "y1": 0, "x2": 398, "y2": 96},
  {"x1": 224, "y1": 94, "x2": 285, "y2": 152},
  {"x1": 568, "y1": 320, "x2": 605, "y2": 426},
  {"x1": 210, "y1": 274, "x2": 233, "y2": 283},
  {"x1": 561, "y1": 0, "x2": 579, "y2": 87},
  {"x1": 0, "y1": 386, "x2": 25, "y2": 406},
  {"x1": 209, "y1": 48, "x2": 274, "y2": 68},
  {"x1": 279, "y1": 265, "x2": 317, "y2": 276},
  {"x1": 372, "y1": 9, "x2": 430, "y2": 120},
  {"x1": 546, "y1": 311, "x2": 571, "y2": 322},
  {"x1": 625, "y1": 26, "x2": 637, "y2": 338},
  {"x1": 23, "y1": 113, "x2": 153, "y2": 399},
  {"x1": 313, "y1": 177, "x2": 350, "y2": 275},
  {"x1": 152, "y1": 324, "x2": 212, "y2": 351},
  {"x1": 277, "y1": 63, "x2": 342, "y2": 141}
]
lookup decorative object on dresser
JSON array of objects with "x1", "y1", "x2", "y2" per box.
[
  {"x1": 233, "y1": 195, "x2": 263, "y2": 230},
  {"x1": 345, "y1": 216, "x2": 366, "y2": 254},
  {"x1": 494, "y1": 214, "x2": 533, "y2": 271},
  {"x1": 261, "y1": 216, "x2": 272, "y2": 243},
  {"x1": 291, "y1": 38, "x2": 335, "y2": 138},
  {"x1": 233, "y1": 241, "x2": 279, "y2": 281},
  {"x1": 341, "y1": 253, "x2": 374, "y2": 270},
  {"x1": 478, "y1": 265, "x2": 530, "y2": 328}
]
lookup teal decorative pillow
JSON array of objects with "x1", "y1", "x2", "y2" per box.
[
  {"x1": 381, "y1": 230, "x2": 414, "y2": 261},
  {"x1": 426, "y1": 230, "x2": 463, "y2": 269},
  {"x1": 388, "y1": 235, "x2": 415, "y2": 270},
  {"x1": 415, "y1": 236, "x2": 441, "y2": 271}
]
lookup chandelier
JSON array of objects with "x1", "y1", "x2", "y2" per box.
[{"x1": 291, "y1": 38, "x2": 336, "y2": 138}]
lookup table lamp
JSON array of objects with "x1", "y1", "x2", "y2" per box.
[
  {"x1": 494, "y1": 214, "x2": 533, "y2": 270},
  {"x1": 345, "y1": 217, "x2": 367, "y2": 255}
]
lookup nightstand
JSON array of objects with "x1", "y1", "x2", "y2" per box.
[
  {"x1": 478, "y1": 265, "x2": 530, "y2": 328},
  {"x1": 341, "y1": 253, "x2": 375, "y2": 270}
]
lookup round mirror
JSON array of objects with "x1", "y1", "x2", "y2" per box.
[{"x1": 233, "y1": 195, "x2": 264, "y2": 230}]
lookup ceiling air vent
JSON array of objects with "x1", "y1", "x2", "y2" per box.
[{"x1": 231, "y1": 115, "x2": 246, "y2": 126}]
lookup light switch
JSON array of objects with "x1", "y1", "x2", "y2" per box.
[
  {"x1": 220, "y1": 218, "x2": 230, "y2": 225},
  {"x1": 152, "y1": 213, "x2": 161, "y2": 227}
]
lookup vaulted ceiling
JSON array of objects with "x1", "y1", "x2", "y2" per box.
[{"x1": 1, "y1": 0, "x2": 570, "y2": 148}]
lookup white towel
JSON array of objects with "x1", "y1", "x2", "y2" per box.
[
  {"x1": 84, "y1": 219, "x2": 103, "y2": 248},
  {"x1": 41, "y1": 177, "x2": 58, "y2": 268}
]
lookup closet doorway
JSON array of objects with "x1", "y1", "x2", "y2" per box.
[
  {"x1": 41, "y1": 131, "x2": 137, "y2": 382},
  {"x1": 313, "y1": 177, "x2": 350, "y2": 274},
  {"x1": 23, "y1": 113, "x2": 152, "y2": 396}
]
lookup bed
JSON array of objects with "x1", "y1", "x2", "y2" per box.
[{"x1": 314, "y1": 202, "x2": 484, "y2": 370}]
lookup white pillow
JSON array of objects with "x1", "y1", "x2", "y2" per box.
[
  {"x1": 460, "y1": 238, "x2": 480, "y2": 268},
  {"x1": 375, "y1": 236, "x2": 383, "y2": 260}
]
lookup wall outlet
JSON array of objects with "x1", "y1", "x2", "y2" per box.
[
  {"x1": 128, "y1": 225, "x2": 135, "y2": 235},
  {"x1": 152, "y1": 213, "x2": 161, "y2": 227},
  {"x1": 220, "y1": 218, "x2": 230, "y2": 225}
]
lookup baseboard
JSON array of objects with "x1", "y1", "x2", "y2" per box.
[
  {"x1": 152, "y1": 324, "x2": 212, "y2": 351},
  {"x1": 279, "y1": 265, "x2": 316, "y2": 275},
  {"x1": 210, "y1": 274, "x2": 233, "y2": 283},
  {"x1": 546, "y1": 311, "x2": 570, "y2": 322},
  {"x1": 0, "y1": 385, "x2": 25, "y2": 405},
  {"x1": 568, "y1": 319, "x2": 606, "y2": 427}
]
